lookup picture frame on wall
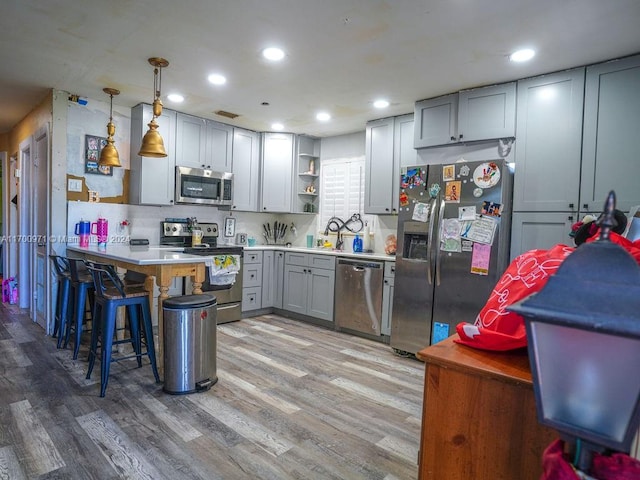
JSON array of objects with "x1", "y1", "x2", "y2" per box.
[
  {"x1": 85, "y1": 134, "x2": 113, "y2": 176},
  {"x1": 224, "y1": 217, "x2": 236, "y2": 237}
]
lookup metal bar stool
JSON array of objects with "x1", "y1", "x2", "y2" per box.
[
  {"x1": 50, "y1": 254, "x2": 72, "y2": 348},
  {"x1": 84, "y1": 260, "x2": 160, "y2": 397},
  {"x1": 65, "y1": 258, "x2": 95, "y2": 360}
]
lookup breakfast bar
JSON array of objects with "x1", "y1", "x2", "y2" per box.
[{"x1": 66, "y1": 244, "x2": 209, "y2": 376}]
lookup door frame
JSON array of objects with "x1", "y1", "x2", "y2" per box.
[
  {"x1": 18, "y1": 136, "x2": 32, "y2": 311},
  {"x1": 32, "y1": 125, "x2": 50, "y2": 331}
]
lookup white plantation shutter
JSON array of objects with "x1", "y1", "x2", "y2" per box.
[{"x1": 319, "y1": 156, "x2": 373, "y2": 232}]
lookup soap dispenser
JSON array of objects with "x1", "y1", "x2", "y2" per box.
[{"x1": 352, "y1": 234, "x2": 363, "y2": 253}]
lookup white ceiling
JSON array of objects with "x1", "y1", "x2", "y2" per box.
[{"x1": 1, "y1": 0, "x2": 640, "y2": 137}]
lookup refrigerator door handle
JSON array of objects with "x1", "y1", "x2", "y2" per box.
[
  {"x1": 426, "y1": 197, "x2": 438, "y2": 285},
  {"x1": 435, "y1": 197, "x2": 445, "y2": 286}
]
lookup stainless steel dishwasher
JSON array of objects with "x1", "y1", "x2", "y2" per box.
[{"x1": 335, "y1": 258, "x2": 384, "y2": 337}]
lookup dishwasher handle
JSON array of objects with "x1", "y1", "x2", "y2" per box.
[{"x1": 337, "y1": 259, "x2": 383, "y2": 269}]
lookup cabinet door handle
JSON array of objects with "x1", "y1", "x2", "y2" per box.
[
  {"x1": 263, "y1": 207, "x2": 267, "y2": 210},
  {"x1": 384, "y1": 280, "x2": 388, "y2": 284},
  {"x1": 385, "y1": 207, "x2": 390, "y2": 211},
  {"x1": 568, "y1": 215, "x2": 574, "y2": 221},
  {"x1": 450, "y1": 136, "x2": 456, "y2": 141},
  {"x1": 569, "y1": 203, "x2": 574, "y2": 209},
  {"x1": 583, "y1": 204, "x2": 589, "y2": 209},
  {"x1": 459, "y1": 133, "x2": 463, "y2": 140}
]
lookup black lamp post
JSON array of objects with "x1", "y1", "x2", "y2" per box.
[{"x1": 508, "y1": 191, "x2": 640, "y2": 473}]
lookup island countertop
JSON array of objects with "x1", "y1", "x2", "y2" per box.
[{"x1": 66, "y1": 244, "x2": 212, "y2": 265}]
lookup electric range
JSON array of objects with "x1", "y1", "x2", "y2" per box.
[{"x1": 160, "y1": 220, "x2": 244, "y2": 324}]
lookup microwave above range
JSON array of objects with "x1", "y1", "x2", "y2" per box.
[{"x1": 175, "y1": 166, "x2": 233, "y2": 206}]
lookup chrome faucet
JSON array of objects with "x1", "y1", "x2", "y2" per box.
[{"x1": 323, "y1": 214, "x2": 364, "y2": 250}]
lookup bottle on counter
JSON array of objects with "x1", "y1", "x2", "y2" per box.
[
  {"x1": 352, "y1": 234, "x2": 363, "y2": 253},
  {"x1": 362, "y1": 221, "x2": 371, "y2": 252}
]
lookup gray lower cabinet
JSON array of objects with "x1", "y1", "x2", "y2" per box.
[
  {"x1": 282, "y1": 252, "x2": 335, "y2": 322},
  {"x1": 130, "y1": 103, "x2": 177, "y2": 206},
  {"x1": 381, "y1": 261, "x2": 395, "y2": 336},
  {"x1": 274, "y1": 250, "x2": 285, "y2": 309},
  {"x1": 581, "y1": 54, "x2": 640, "y2": 213},
  {"x1": 510, "y1": 212, "x2": 575, "y2": 260},
  {"x1": 242, "y1": 250, "x2": 263, "y2": 312}
]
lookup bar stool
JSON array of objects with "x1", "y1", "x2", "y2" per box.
[
  {"x1": 50, "y1": 255, "x2": 72, "y2": 348},
  {"x1": 65, "y1": 258, "x2": 96, "y2": 359},
  {"x1": 84, "y1": 260, "x2": 160, "y2": 397}
]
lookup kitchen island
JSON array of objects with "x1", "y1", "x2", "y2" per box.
[
  {"x1": 66, "y1": 244, "x2": 209, "y2": 376},
  {"x1": 416, "y1": 336, "x2": 556, "y2": 480}
]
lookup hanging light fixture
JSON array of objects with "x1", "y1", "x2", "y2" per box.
[
  {"x1": 98, "y1": 87, "x2": 121, "y2": 167},
  {"x1": 138, "y1": 57, "x2": 169, "y2": 158}
]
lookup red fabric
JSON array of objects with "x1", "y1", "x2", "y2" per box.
[
  {"x1": 455, "y1": 231, "x2": 640, "y2": 351},
  {"x1": 592, "y1": 452, "x2": 640, "y2": 480},
  {"x1": 540, "y1": 439, "x2": 640, "y2": 480},
  {"x1": 455, "y1": 244, "x2": 574, "y2": 351},
  {"x1": 541, "y1": 439, "x2": 580, "y2": 480}
]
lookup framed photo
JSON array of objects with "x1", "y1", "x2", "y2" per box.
[
  {"x1": 224, "y1": 217, "x2": 236, "y2": 237},
  {"x1": 85, "y1": 134, "x2": 113, "y2": 176}
]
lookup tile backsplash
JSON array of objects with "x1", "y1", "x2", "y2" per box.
[{"x1": 66, "y1": 201, "x2": 397, "y2": 254}]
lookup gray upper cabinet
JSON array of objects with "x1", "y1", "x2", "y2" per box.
[
  {"x1": 513, "y1": 68, "x2": 585, "y2": 212},
  {"x1": 365, "y1": 117, "x2": 395, "y2": 214},
  {"x1": 175, "y1": 114, "x2": 233, "y2": 171},
  {"x1": 231, "y1": 128, "x2": 260, "y2": 212},
  {"x1": 175, "y1": 113, "x2": 206, "y2": 168},
  {"x1": 394, "y1": 114, "x2": 418, "y2": 168},
  {"x1": 205, "y1": 120, "x2": 233, "y2": 172},
  {"x1": 581, "y1": 55, "x2": 640, "y2": 213},
  {"x1": 130, "y1": 103, "x2": 177, "y2": 206},
  {"x1": 261, "y1": 132, "x2": 294, "y2": 212},
  {"x1": 414, "y1": 94, "x2": 458, "y2": 148},
  {"x1": 365, "y1": 114, "x2": 416, "y2": 214},
  {"x1": 414, "y1": 83, "x2": 516, "y2": 148}
]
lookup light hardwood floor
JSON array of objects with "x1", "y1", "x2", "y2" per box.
[{"x1": 0, "y1": 304, "x2": 424, "y2": 479}]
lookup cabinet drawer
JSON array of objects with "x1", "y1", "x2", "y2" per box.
[
  {"x1": 244, "y1": 250, "x2": 263, "y2": 264},
  {"x1": 285, "y1": 252, "x2": 308, "y2": 267},
  {"x1": 242, "y1": 287, "x2": 262, "y2": 312},
  {"x1": 243, "y1": 263, "x2": 263, "y2": 288},
  {"x1": 309, "y1": 255, "x2": 335, "y2": 270},
  {"x1": 384, "y1": 261, "x2": 396, "y2": 278}
]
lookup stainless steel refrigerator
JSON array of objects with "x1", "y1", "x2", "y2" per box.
[{"x1": 390, "y1": 159, "x2": 513, "y2": 355}]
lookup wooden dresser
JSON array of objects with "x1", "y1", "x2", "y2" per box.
[{"x1": 416, "y1": 336, "x2": 557, "y2": 480}]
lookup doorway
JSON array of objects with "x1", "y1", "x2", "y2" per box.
[{"x1": 17, "y1": 126, "x2": 50, "y2": 332}]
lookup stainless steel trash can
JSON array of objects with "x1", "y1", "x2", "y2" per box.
[{"x1": 162, "y1": 294, "x2": 217, "y2": 394}]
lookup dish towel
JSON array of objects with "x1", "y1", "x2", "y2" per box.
[{"x1": 207, "y1": 255, "x2": 241, "y2": 286}]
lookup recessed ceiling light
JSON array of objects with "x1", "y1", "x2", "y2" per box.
[
  {"x1": 271, "y1": 122, "x2": 284, "y2": 131},
  {"x1": 509, "y1": 49, "x2": 535, "y2": 62},
  {"x1": 374, "y1": 99, "x2": 390, "y2": 109},
  {"x1": 208, "y1": 73, "x2": 227, "y2": 85},
  {"x1": 167, "y1": 93, "x2": 184, "y2": 103},
  {"x1": 316, "y1": 112, "x2": 331, "y2": 122},
  {"x1": 262, "y1": 47, "x2": 285, "y2": 61}
]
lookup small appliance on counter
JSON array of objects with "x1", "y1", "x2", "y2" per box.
[{"x1": 160, "y1": 220, "x2": 243, "y2": 324}]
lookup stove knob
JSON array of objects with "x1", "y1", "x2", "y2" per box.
[
  {"x1": 206, "y1": 227, "x2": 212, "y2": 233},
  {"x1": 172, "y1": 226, "x2": 177, "y2": 232}
]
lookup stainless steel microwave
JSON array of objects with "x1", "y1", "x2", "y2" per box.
[{"x1": 175, "y1": 166, "x2": 233, "y2": 206}]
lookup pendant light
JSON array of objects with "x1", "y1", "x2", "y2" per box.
[
  {"x1": 98, "y1": 87, "x2": 121, "y2": 167},
  {"x1": 138, "y1": 57, "x2": 169, "y2": 158}
]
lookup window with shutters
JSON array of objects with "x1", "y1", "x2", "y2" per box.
[{"x1": 318, "y1": 156, "x2": 373, "y2": 232}]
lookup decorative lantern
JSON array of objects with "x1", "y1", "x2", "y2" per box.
[{"x1": 508, "y1": 191, "x2": 640, "y2": 471}]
